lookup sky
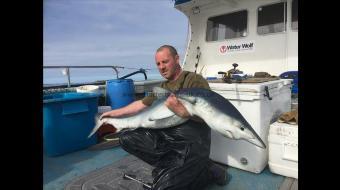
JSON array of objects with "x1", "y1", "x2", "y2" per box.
[{"x1": 43, "y1": 0, "x2": 188, "y2": 73}]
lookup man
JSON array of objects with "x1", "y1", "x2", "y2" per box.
[{"x1": 100, "y1": 45, "x2": 227, "y2": 190}]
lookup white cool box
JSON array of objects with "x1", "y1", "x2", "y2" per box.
[
  {"x1": 208, "y1": 79, "x2": 292, "y2": 173},
  {"x1": 268, "y1": 122, "x2": 298, "y2": 179}
]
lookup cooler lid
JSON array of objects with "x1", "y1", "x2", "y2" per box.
[
  {"x1": 208, "y1": 79, "x2": 292, "y2": 101},
  {"x1": 209, "y1": 79, "x2": 292, "y2": 93}
]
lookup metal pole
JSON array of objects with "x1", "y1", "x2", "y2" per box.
[
  {"x1": 123, "y1": 174, "x2": 152, "y2": 189},
  {"x1": 66, "y1": 68, "x2": 71, "y2": 88}
]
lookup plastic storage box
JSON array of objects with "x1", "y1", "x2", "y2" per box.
[
  {"x1": 208, "y1": 79, "x2": 292, "y2": 173},
  {"x1": 43, "y1": 92, "x2": 99, "y2": 156},
  {"x1": 268, "y1": 122, "x2": 298, "y2": 179}
]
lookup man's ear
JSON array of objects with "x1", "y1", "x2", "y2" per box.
[{"x1": 175, "y1": 55, "x2": 180, "y2": 64}]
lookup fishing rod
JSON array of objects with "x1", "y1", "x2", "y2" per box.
[{"x1": 194, "y1": 46, "x2": 201, "y2": 74}]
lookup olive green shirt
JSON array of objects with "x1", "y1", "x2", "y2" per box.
[{"x1": 142, "y1": 71, "x2": 210, "y2": 106}]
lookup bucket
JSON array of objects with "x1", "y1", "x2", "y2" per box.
[{"x1": 106, "y1": 79, "x2": 135, "y2": 109}]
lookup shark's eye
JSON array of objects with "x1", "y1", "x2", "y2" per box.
[{"x1": 240, "y1": 127, "x2": 244, "y2": 131}]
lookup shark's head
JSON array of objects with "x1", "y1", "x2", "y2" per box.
[
  {"x1": 219, "y1": 119, "x2": 266, "y2": 149},
  {"x1": 175, "y1": 88, "x2": 266, "y2": 149}
]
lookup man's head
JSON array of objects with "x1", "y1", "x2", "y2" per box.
[{"x1": 155, "y1": 45, "x2": 182, "y2": 81}]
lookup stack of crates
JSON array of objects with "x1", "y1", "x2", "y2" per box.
[{"x1": 268, "y1": 122, "x2": 298, "y2": 179}]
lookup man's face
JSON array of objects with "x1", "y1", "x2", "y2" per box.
[{"x1": 155, "y1": 48, "x2": 179, "y2": 80}]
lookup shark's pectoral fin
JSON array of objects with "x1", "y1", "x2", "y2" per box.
[
  {"x1": 148, "y1": 115, "x2": 175, "y2": 122},
  {"x1": 148, "y1": 108, "x2": 176, "y2": 121},
  {"x1": 219, "y1": 129, "x2": 233, "y2": 139}
]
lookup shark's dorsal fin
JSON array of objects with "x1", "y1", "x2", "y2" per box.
[{"x1": 148, "y1": 107, "x2": 175, "y2": 121}]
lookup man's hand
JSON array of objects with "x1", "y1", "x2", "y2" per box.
[
  {"x1": 99, "y1": 100, "x2": 148, "y2": 120},
  {"x1": 99, "y1": 110, "x2": 117, "y2": 120},
  {"x1": 164, "y1": 93, "x2": 191, "y2": 118}
]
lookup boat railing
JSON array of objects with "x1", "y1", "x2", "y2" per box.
[{"x1": 44, "y1": 65, "x2": 149, "y2": 88}]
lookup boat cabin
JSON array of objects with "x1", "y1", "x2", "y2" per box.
[{"x1": 175, "y1": 0, "x2": 298, "y2": 77}]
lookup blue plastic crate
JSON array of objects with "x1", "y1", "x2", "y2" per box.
[{"x1": 43, "y1": 92, "x2": 99, "y2": 156}]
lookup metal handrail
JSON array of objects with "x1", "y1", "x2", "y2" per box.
[
  {"x1": 43, "y1": 65, "x2": 144, "y2": 87},
  {"x1": 119, "y1": 69, "x2": 148, "y2": 80}
]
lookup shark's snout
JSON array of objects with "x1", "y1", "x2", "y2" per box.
[{"x1": 247, "y1": 128, "x2": 266, "y2": 149}]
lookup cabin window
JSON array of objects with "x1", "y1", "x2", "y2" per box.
[
  {"x1": 206, "y1": 10, "x2": 247, "y2": 41},
  {"x1": 292, "y1": 0, "x2": 298, "y2": 30},
  {"x1": 257, "y1": 2, "x2": 287, "y2": 35}
]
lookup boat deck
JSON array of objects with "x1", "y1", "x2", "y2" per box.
[{"x1": 44, "y1": 145, "x2": 297, "y2": 190}]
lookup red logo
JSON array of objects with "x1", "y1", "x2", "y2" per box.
[{"x1": 220, "y1": 45, "x2": 227, "y2": 53}]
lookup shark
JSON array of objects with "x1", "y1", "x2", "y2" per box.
[{"x1": 88, "y1": 87, "x2": 266, "y2": 149}]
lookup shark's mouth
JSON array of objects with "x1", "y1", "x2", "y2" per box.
[
  {"x1": 245, "y1": 137, "x2": 266, "y2": 149},
  {"x1": 98, "y1": 123, "x2": 118, "y2": 136}
]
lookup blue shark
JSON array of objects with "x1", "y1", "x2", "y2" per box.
[{"x1": 89, "y1": 87, "x2": 266, "y2": 149}]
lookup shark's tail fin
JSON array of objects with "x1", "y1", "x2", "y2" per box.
[
  {"x1": 88, "y1": 116, "x2": 105, "y2": 138},
  {"x1": 88, "y1": 117, "x2": 123, "y2": 138}
]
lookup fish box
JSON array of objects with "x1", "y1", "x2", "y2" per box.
[
  {"x1": 43, "y1": 92, "x2": 99, "y2": 156},
  {"x1": 208, "y1": 79, "x2": 292, "y2": 173},
  {"x1": 268, "y1": 122, "x2": 298, "y2": 179}
]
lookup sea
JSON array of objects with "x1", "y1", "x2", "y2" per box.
[{"x1": 43, "y1": 67, "x2": 163, "y2": 87}]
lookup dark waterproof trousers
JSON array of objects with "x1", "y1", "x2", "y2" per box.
[{"x1": 119, "y1": 120, "x2": 213, "y2": 190}]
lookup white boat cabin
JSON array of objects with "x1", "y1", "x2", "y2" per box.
[{"x1": 175, "y1": 0, "x2": 298, "y2": 77}]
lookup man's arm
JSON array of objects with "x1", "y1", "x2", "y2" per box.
[{"x1": 100, "y1": 100, "x2": 148, "y2": 119}]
